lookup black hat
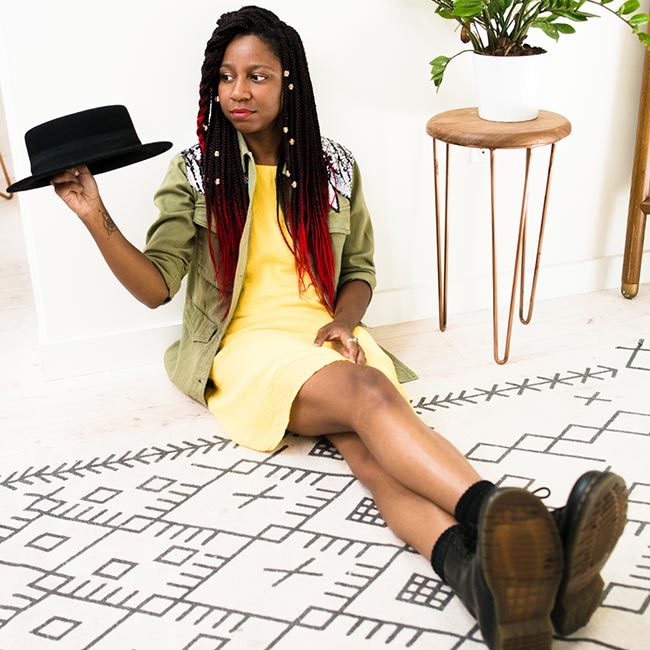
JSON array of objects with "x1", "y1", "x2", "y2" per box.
[{"x1": 6, "y1": 104, "x2": 172, "y2": 193}]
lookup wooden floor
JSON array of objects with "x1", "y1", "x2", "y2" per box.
[{"x1": 2, "y1": 193, "x2": 649, "y2": 465}]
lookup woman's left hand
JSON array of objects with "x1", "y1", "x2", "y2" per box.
[{"x1": 313, "y1": 319, "x2": 366, "y2": 364}]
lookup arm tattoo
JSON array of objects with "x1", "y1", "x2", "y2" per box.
[{"x1": 99, "y1": 207, "x2": 117, "y2": 237}]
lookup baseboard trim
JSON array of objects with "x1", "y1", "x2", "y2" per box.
[
  {"x1": 367, "y1": 251, "x2": 650, "y2": 326},
  {"x1": 39, "y1": 251, "x2": 649, "y2": 378},
  {"x1": 40, "y1": 323, "x2": 182, "y2": 380}
]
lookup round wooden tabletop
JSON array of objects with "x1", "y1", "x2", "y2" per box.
[{"x1": 426, "y1": 108, "x2": 571, "y2": 149}]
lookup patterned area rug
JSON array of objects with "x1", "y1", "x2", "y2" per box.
[{"x1": 1, "y1": 334, "x2": 648, "y2": 649}]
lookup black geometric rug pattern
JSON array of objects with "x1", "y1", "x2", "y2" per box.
[{"x1": 0, "y1": 338, "x2": 648, "y2": 649}]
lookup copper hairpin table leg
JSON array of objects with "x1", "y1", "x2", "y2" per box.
[
  {"x1": 0, "y1": 153, "x2": 14, "y2": 201},
  {"x1": 490, "y1": 147, "x2": 532, "y2": 365},
  {"x1": 519, "y1": 143, "x2": 556, "y2": 324},
  {"x1": 433, "y1": 139, "x2": 450, "y2": 331},
  {"x1": 490, "y1": 144, "x2": 557, "y2": 364}
]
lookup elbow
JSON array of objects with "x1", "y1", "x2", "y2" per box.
[{"x1": 143, "y1": 293, "x2": 169, "y2": 310}]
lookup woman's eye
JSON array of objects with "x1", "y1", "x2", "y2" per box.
[{"x1": 219, "y1": 73, "x2": 266, "y2": 82}]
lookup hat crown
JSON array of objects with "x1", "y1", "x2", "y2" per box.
[{"x1": 26, "y1": 105, "x2": 142, "y2": 174}]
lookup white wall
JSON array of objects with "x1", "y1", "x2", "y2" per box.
[{"x1": 0, "y1": 0, "x2": 647, "y2": 378}]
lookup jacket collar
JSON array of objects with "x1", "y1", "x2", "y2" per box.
[
  {"x1": 236, "y1": 130, "x2": 288, "y2": 178},
  {"x1": 236, "y1": 130, "x2": 253, "y2": 176}
]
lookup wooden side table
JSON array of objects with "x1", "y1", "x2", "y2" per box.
[{"x1": 426, "y1": 107, "x2": 571, "y2": 364}]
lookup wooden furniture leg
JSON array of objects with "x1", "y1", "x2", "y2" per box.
[
  {"x1": 0, "y1": 152, "x2": 14, "y2": 200},
  {"x1": 622, "y1": 25, "x2": 650, "y2": 299}
]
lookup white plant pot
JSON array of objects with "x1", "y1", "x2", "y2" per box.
[{"x1": 473, "y1": 52, "x2": 547, "y2": 122}]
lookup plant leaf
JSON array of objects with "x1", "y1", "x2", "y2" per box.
[
  {"x1": 451, "y1": 0, "x2": 486, "y2": 18},
  {"x1": 554, "y1": 22, "x2": 577, "y2": 33},
  {"x1": 618, "y1": 0, "x2": 640, "y2": 16},
  {"x1": 629, "y1": 12, "x2": 649, "y2": 28},
  {"x1": 430, "y1": 55, "x2": 450, "y2": 90},
  {"x1": 533, "y1": 20, "x2": 560, "y2": 39},
  {"x1": 430, "y1": 55, "x2": 450, "y2": 68},
  {"x1": 638, "y1": 32, "x2": 650, "y2": 48},
  {"x1": 549, "y1": 9, "x2": 589, "y2": 21},
  {"x1": 435, "y1": 6, "x2": 456, "y2": 19}
]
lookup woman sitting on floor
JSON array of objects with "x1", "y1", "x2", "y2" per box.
[{"x1": 50, "y1": 6, "x2": 628, "y2": 649}]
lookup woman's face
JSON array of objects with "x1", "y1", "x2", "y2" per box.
[{"x1": 218, "y1": 34, "x2": 283, "y2": 138}]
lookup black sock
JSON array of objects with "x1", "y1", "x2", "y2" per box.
[
  {"x1": 430, "y1": 524, "x2": 463, "y2": 583},
  {"x1": 454, "y1": 480, "x2": 496, "y2": 528}
]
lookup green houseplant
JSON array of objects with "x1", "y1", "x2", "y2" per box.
[
  {"x1": 429, "y1": 0, "x2": 650, "y2": 119},
  {"x1": 430, "y1": 0, "x2": 650, "y2": 87}
]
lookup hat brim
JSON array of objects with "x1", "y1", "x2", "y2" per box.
[{"x1": 5, "y1": 141, "x2": 173, "y2": 193}]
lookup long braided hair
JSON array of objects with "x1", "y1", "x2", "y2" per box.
[{"x1": 197, "y1": 6, "x2": 336, "y2": 316}]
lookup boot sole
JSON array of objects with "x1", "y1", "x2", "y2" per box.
[
  {"x1": 551, "y1": 473, "x2": 628, "y2": 636},
  {"x1": 481, "y1": 488, "x2": 563, "y2": 650}
]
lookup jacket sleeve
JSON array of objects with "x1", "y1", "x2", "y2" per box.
[
  {"x1": 143, "y1": 154, "x2": 196, "y2": 304},
  {"x1": 337, "y1": 160, "x2": 377, "y2": 297}
]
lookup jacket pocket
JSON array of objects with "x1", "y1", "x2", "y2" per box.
[
  {"x1": 184, "y1": 297, "x2": 219, "y2": 343},
  {"x1": 193, "y1": 226, "x2": 220, "y2": 288},
  {"x1": 327, "y1": 203, "x2": 351, "y2": 234}
]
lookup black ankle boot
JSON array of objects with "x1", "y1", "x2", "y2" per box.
[
  {"x1": 549, "y1": 470, "x2": 628, "y2": 635},
  {"x1": 442, "y1": 488, "x2": 563, "y2": 650}
]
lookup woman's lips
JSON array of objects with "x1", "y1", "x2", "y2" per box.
[{"x1": 231, "y1": 110, "x2": 253, "y2": 120}]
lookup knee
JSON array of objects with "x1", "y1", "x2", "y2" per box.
[{"x1": 352, "y1": 366, "x2": 401, "y2": 413}]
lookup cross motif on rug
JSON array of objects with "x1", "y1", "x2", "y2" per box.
[
  {"x1": 574, "y1": 392, "x2": 613, "y2": 406},
  {"x1": 263, "y1": 557, "x2": 323, "y2": 587}
]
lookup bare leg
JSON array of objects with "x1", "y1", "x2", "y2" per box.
[
  {"x1": 288, "y1": 360, "x2": 482, "y2": 515},
  {"x1": 325, "y1": 431, "x2": 457, "y2": 559}
]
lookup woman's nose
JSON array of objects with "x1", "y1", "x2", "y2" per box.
[{"x1": 231, "y1": 78, "x2": 251, "y2": 101}]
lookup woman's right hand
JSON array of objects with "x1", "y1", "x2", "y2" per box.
[{"x1": 50, "y1": 164, "x2": 103, "y2": 221}]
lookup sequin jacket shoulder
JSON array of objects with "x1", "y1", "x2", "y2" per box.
[{"x1": 178, "y1": 136, "x2": 355, "y2": 212}]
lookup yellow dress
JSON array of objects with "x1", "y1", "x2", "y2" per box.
[{"x1": 205, "y1": 164, "x2": 413, "y2": 452}]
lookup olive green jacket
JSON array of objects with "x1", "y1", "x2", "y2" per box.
[{"x1": 143, "y1": 132, "x2": 418, "y2": 407}]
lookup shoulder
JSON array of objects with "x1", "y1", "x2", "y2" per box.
[
  {"x1": 174, "y1": 138, "x2": 357, "y2": 206},
  {"x1": 178, "y1": 143, "x2": 204, "y2": 195},
  {"x1": 321, "y1": 136, "x2": 355, "y2": 211}
]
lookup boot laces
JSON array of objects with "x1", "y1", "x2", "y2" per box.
[{"x1": 532, "y1": 486, "x2": 551, "y2": 500}]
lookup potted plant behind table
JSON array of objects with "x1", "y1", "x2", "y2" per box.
[{"x1": 428, "y1": 0, "x2": 650, "y2": 121}]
